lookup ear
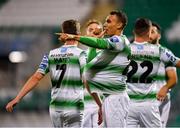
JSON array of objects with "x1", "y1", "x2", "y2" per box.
[
  {"x1": 117, "y1": 22, "x2": 123, "y2": 30},
  {"x1": 159, "y1": 33, "x2": 161, "y2": 39}
]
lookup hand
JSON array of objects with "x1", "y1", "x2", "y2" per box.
[
  {"x1": 156, "y1": 85, "x2": 169, "y2": 102},
  {"x1": 98, "y1": 106, "x2": 103, "y2": 125},
  {"x1": 93, "y1": 29, "x2": 106, "y2": 38},
  {"x1": 55, "y1": 33, "x2": 76, "y2": 42},
  {"x1": 6, "y1": 98, "x2": 19, "y2": 112}
]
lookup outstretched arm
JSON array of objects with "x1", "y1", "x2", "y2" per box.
[
  {"x1": 6, "y1": 71, "x2": 44, "y2": 112},
  {"x1": 57, "y1": 33, "x2": 126, "y2": 51},
  {"x1": 157, "y1": 67, "x2": 177, "y2": 101},
  {"x1": 58, "y1": 33, "x2": 109, "y2": 49}
]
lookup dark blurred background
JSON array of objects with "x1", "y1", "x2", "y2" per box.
[{"x1": 0, "y1": 0, "x2": 180, "y2": 127}]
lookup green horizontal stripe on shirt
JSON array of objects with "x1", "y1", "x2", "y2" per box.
[
  {"x1": 88, "y1": 80, "x2": 126, "y2": 93},
  {"x1": 50, "y1": 100, "x2": 84, "y2": 110},
  {"x1": 154, "y1": 75, "x2": 166, "y2": 81},
  {"x1": 129, "y1": 55, "x2": 160, "y2": 62},
  {"x1": 84, "y1": 62, "x2": 127, "y2": 74},
  {"x1": 128, "y1": 93, "x2": 157, "y2": 100},
  {"x1": 84, "y1": 95, "x2": 104, "y2": 101}
]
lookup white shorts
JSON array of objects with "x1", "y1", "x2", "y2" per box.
[
  {"x1": 103, "y1": 91, "x2": 129, "y2": 127},
  {"x1": 82, "y1": 107, "x2": 98, "y2": 127},
  {"x1": 159, "y1": 98, "x2": 171, "y2": 127},
  {"x1": 49, "y1": 107, "x2": 83, "y2": 128},
  {"x1": 127, "y1": 101, "x2": 162, "y2": 127}
]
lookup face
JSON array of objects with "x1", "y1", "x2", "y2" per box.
[
  {"x1": 103, "y1": 14, "x2": 122, "y2": 36},
  {"x1": 86, "y1": 23, "x2": 103, "y2": 37},
  {"x1": 149, "y1": 26, "x2": 161, "y2": 44}
]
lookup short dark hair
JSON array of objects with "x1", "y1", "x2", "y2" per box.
[
  {"x1": 110, "y1": 10, "x2": 128, "y2": 30},
  {"x1": 134, "y1": 18, "x2": 152, "y2": 36},
  {"x1": 61, "y1": 19, "x2": 80, "y2": 35},
  {"x1": 152, "y1": 22, "x2": 161, "y2": 34},
  {"x1": 86, "y1": 19, "x2": 102, "y2": 28}
]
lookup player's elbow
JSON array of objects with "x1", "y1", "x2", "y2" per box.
[{"x1": 31, "y1": 72, "x2": 44, "y2": 82}]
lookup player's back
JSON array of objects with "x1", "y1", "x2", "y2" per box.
[
  {"x1": 48, "y1": 45, "x2": 86, "y2": 110},
  {"x1": 126, "y1": 41, "x2": 165, "y2": 102}
]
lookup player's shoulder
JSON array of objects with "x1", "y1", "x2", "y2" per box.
[
  {"x1": 159, "y1": 44, "x2": 172, "y2": 53},
  {"x1": 107, "y1": 35, "x2": 128, "y2": 43}
]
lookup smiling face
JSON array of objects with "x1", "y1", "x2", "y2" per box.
[
  {"x1": 103, "y1": 14, "x2": 122, "y2": 36},
  {"x1": 86, "y1": 23, "x2": 103, "y2": 37}
]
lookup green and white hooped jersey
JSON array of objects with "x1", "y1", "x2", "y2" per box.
[
  {"x1": 38, "y1": 45, "x2": 86, "y2": 110},
  {"x1": 84, "y1": 35, "x2": 130, "y2": 95},
  {"x1": 126, "y1": 42, "x2": 178, "y2": 102},
  {"x1": 155, "y1": 46, "x2": 177, "y2": 99},
  {"x1": 84, "y1": 48, "x2": 103, "y2": 108}
]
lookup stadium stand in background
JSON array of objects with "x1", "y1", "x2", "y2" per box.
[{"x1": 0, "y1": 0, "x2": 94, "y2": 126}]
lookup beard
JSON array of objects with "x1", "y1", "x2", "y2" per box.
[{"x1": 150, "y1": 39, "x2": 158, "y2": 44}]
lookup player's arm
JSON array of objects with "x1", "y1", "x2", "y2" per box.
[
  {"x1": 6, "y1": 71, "x2": 44, "y2": 112},
  {"x1": 6, "y1": 54, "x2": 49, "y2": 112},
  {"x1": 176, "y1": 60, "x2": 180, "y2": 68},
  {"x1": 79, "y1": 36, "x2": 110, "y2": 49},
  {"x1": 83, "y1": 79, "x2": 103, "y2": 125},
  {"x1": 160, "y1": 46, "x2": 180, "y2": 68},
  {"x1": 58, "y1": 33, "x2": 126, "y2": 50},
  {"x1": 157, "y1": 67, "x2": 177, "y2": 101},
  {"x1": 79, "y1": 35, "x2": 126, "y2": 51},
  {"x1": 91, "y1": 92, "x2": 103, "y2": 125}
]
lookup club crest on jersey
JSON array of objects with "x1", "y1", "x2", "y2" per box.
[
  {"x1": 137, "y1": 45, "x2": 144, "y2": 50},
  {"x1": 109, "y1": 36, "x2": 119, "y2": 43},
  {"x1": 60, "y1": 47, "x2": 67, "y2": 53}
]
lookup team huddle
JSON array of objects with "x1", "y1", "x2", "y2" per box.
[{"x1": 6, "y1": 10, "x2": 180, "y2": 127}]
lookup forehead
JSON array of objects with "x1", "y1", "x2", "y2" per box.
[
  {"x1": 151, "y1": 26, "x2": 158, "y2": 32},
  {"x1": 88, "y1": 23, "x2": 101, "y2": 28},
  {"x1": 106, "y1": 14, "x2": 118, "y2": 22}
]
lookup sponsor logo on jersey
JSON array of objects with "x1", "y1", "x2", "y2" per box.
[
  {"x1": 137, "y1": 45, "x2": 144, "y2": 50},
  {"x1": 60, "y1": 47, "x2": 68, "y2": 53},
  {"x1": 109, "y1": 36, "x2": 119, "y2": 43},
  {"x1": 39, "y1": 63, "x2": 47, "y2": 70},
  {"x1": 50, "y1": 53, "x2": 73, "y2": 58}
]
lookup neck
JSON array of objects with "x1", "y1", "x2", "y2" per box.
[
  {"x1": 156, "y1": 39, "x2": 160, "y2": 45},
  {"x1": 65, "y1": 40, "x2": 78, "y2": 46},
  {"x1": 135, "y1": 36, "x2": 149, "y2": 43},
  {"x1": 115, "y1": 30, "x2": 123, "y2": 36}
]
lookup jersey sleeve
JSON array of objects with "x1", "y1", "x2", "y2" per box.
[
  {"x1": 37, "y1": 53, "x2": 49, "y2": 75},
  {"x1": 160, "y1": 46, "x2": 180, "y2": 66},
  {"x1": 79, "y1": 35, "x2": 126, "y2": 51},
  {"x1": 87, "y1": 47, "x2": 97, "y2": 63},
  {"x1": 105, "y1": 35, "x2": 126, "y2": 51}
]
